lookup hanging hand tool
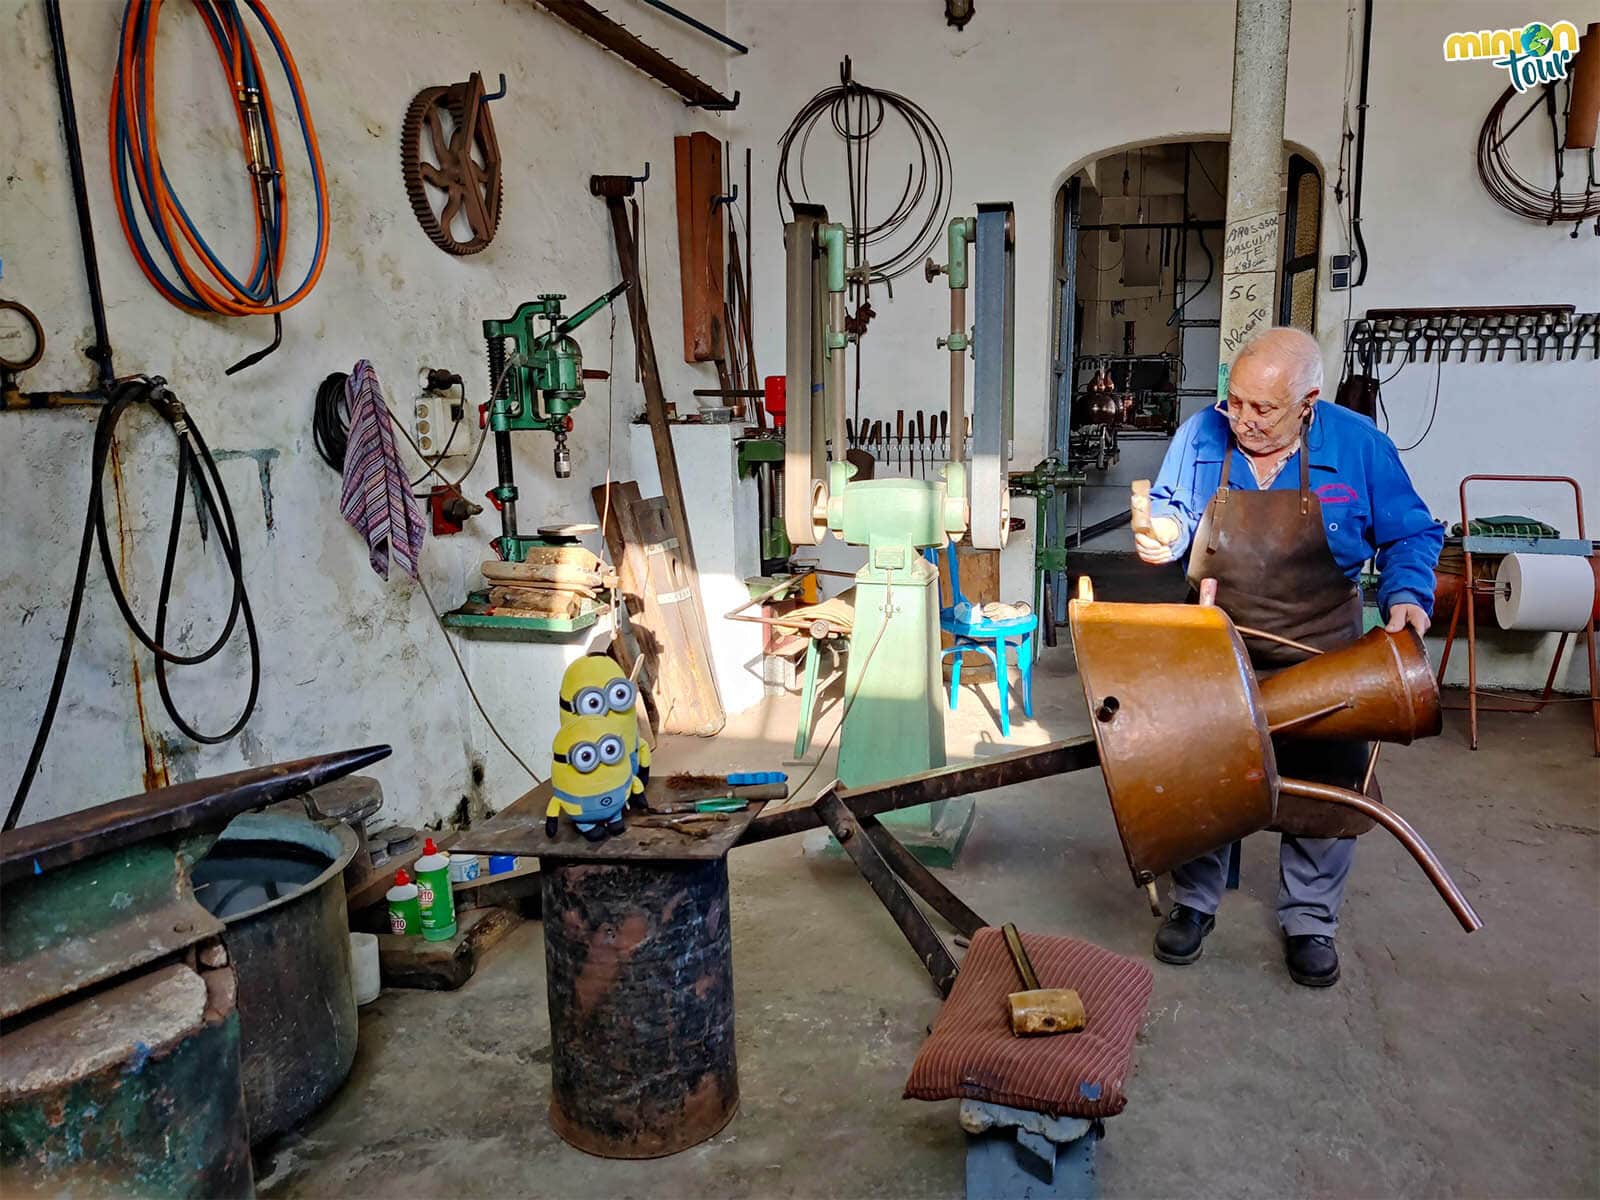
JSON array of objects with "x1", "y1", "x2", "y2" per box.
[
  {"x1": 1001, "y1": 923, "x2": 1086, "y2": 1037},
  {"x1": 915, "y1": 410, "x2": 926, "y2": 478},
  {"x1": 846, "y1": 418, "x2": 856, "y2": 449},
  {"x1": 895, "y1": 409, "x2": 905, "y2": 474},
  {"x1": 938, "y1": 411, "x2": 949, "y2": 464}
]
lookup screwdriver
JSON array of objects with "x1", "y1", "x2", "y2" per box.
[{"x1": 896, "y1": 409, "x2": 906, "y2": 473}]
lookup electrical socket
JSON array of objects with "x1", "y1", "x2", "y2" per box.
[{"x1": 413, "y1": 396, "x2": 466, "y2": 461}]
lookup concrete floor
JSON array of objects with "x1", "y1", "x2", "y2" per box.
[{"x1": 260, "y1": 641, "x2": 1600, "y2": 1199}]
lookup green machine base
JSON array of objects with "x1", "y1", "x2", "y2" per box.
[{"x1": 831, "y1": 476, "x2": 971, "y2": 864}]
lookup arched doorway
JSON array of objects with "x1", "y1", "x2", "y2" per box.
[{"x1": 1046, "y1": 138, "x2": 1324, "y2": 548}]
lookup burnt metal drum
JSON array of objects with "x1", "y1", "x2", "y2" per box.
[
  {"x1": 1070, "y1": 598, "x2": 1277, "y2": 885},
  {"x1": 542, "y1": 858, "x2": 738, "y2": 1158},
  {"x1": 195, "y1": 813, "x2": 360, "y2": 1145}
]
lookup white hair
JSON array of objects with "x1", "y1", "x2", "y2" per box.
[{"x1": 1234, "y1": 326, "x2": 1324, "y2": 401}]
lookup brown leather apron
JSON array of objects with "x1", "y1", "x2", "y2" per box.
[{"x1": 1186, "y1": 433, "x2": 1377, "y2": 837}]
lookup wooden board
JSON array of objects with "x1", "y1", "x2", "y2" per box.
[
  {"x1": 594, "y1": 480, "x2": 657, "y2": 683},
  {"x1": 601, "y1": 194, "x2": 725, "y2": 731},
  {"x1": 629, "y1": 495, "x2": 723, "y2": 735},
  {"x1": 938, "y1": 545, "x2": 1001, "y2": 676},
  {"x1": 674, "y1": 132, "x2": 726, "y2": 364}
]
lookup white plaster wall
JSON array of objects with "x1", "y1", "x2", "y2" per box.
[
  {"x1": 727, "y1": 0, "x2": 1598, "y2": 688},
  {"x1": 0, "y1": 0, "x2": 739, "y2": 826}
]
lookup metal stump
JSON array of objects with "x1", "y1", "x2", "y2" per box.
[{"x1": 541, "y1": 858, "x2": 738, "y2": 1158}]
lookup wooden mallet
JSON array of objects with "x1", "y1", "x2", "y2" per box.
[{"x1": 1001, "y1": 924, "x2": 1086, "y2": 1037}]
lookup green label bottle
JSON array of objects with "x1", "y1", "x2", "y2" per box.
[
  {"x1": 415, "y1": 837, "x2": 457, "y2": 941},
  {"x1": 386, "y1": 868, "x2": 422, "y2": 936}
]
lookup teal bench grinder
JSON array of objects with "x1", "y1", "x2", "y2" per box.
[
  {"x1": 782, "y1": 202, "x2": 1016, "y2": 790},
  {"x1": 482, "y1": 282, "x2": 625, "y2": 561}
]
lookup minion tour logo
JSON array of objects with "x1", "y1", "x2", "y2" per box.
[{"x1": 1443, "y1": 20, "x2": 1580, "y2": 91}]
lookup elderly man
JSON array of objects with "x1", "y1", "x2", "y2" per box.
[{"x1": 1135, "y1": 326, "x2": 1443, "y2": 987}]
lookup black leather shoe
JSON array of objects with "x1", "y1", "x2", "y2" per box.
[
  {"x1": 1285, "y1": 934, "x2": 1340, "y2": 987},
  {"x1": 1153, "y1": 904, "x2": 1215, "y2": 965}
]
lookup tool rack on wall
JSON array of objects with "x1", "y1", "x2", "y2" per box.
[{"x1": 1347, "y1": 305, "x2": 1599, "y2": 363}]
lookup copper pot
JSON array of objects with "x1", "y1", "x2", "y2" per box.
[{"x1": 1070, "y1": 598, "x2": 1276, "y2": 885}]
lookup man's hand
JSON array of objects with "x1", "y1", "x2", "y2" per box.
[
  {"x1": 1134, "y1": 515, "x2": 1183, "y2": 565},
  {"x1": 1385, "y1": 603, "x2": 1430, "y2": 637}
]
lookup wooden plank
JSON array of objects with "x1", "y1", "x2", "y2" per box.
[
  {"x1": 529, "y1": 0, "x2": 736, "y2": 109},
  {"x1": 630, "y1": 496, "x2": 723, "y2": 735},
  {"x1": 937, "y1": 545, "x2": 1001, "y2": 676},
  {"x1": 457, "y1": 799, "x2": 765, "y2": 862},
  {"x1": 377, "y1": 907, "x2": 522, "y2": 991},
  {"x1": 593, "y1": 480, "x2": 659, "y2": 682},
  {"x1": 674, "y1": 132, "x2": 726, "y2": 364},
  {"x1": 602, "y1": 195, "x2": 725, "y2": 732}
]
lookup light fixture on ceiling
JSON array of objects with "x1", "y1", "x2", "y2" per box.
[{"x1": 945, "y1": 0, "x2": 975, "y2": 31}]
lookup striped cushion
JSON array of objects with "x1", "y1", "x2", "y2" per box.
[{"x1": 903, "y1": 927, "x2": 1153, "y2": 1119}]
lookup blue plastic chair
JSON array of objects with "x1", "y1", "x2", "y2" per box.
[{"x1": 922, "y1": 541, "x2": 1038, "y2": 737}]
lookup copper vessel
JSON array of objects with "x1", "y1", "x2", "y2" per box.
[
  {"x1": 1070, "y1": 598, "x2": 1277, "y2": 885},
  {"x1": 1070, "y1": 592, "x2": 1480, "y2": 932},
  {"x1": 1260, "y1": 627, "x2": 1442, "y2": 744}
]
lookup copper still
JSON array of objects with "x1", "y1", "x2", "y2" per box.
[{"x1": 1069, "y1": 586, "x2": 1480, "y2": 932}]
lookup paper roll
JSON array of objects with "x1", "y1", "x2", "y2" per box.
[{"x1": 1493, "y1": 553, "x2": 1597, "y2": 632}]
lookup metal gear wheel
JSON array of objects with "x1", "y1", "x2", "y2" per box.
[{"x1": 400, "y1": 72, "x2": 503, "y2": 256}]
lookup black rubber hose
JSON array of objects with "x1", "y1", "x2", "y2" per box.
[
  {"x1": 313, "y1": 370, "x2": 349, "y2": 471},
  {"x1": 6, "y1": 377, "x2": 262, "y2": 829}
]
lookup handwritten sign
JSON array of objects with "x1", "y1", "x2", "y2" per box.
[{"x1": 1223, "y1": 210, "x2": 1280, "y2": 275}]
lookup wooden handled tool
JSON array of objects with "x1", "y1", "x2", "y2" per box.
[
  {"x1": 895, "y1": 410, "x2": 905, "y2": 472},
  {"x1": 1001, "y1": 923, "x2": 1085, "y2": 1037},
  {"x1": 846, "y1": 418, "x2": 856, "y2": 449},
  {"x1": 938, "y1": 411, "x2": 949, "y2": 461},
  {"x1": 915, "y1": 411, "x2": 926, "y2": 478},
  {"x1": 1130, "y1": 479, "x2": 1154, "y2": 537}
]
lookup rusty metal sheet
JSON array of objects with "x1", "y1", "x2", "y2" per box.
[
  {"x1": 1070, "y1": 598, "x2": 1277, "y2": 885},
  {"x1": 0, "y1": 746, "x2": 391, "y2": 884},
  {"x1": 0, "y1": 893, "x2": 222, "y2": 1022},
  {"x1": 454, "y1": 780, "x2": 763, "y2": 862}
]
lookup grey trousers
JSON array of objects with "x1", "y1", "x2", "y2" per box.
[{"x1": 1171, "y1": 835, "x2": 1356, "y2": 936}]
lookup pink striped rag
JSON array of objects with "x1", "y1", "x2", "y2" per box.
[{"x1": 339, "y1": 361, "x2": 425, "y2": 580}]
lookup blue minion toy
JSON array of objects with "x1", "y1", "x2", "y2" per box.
[
  {"x1": 548, "y1": 717, "x2": 636, "y2": 840},
  {"x1": 558, "y1": 653, "x2": 651, "y2": 794}
]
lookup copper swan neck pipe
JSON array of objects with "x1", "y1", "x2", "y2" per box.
[{"x1": 1279, "y1": 777, "x2": 1482, "y2": 932}]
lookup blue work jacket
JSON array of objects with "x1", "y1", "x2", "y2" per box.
[{"x1": 1149, "y1": 402, "x2": 1445, "y2": 617}]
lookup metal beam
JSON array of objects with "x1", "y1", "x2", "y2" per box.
[
  {"x1": 816, "y1": 791, "x2": 960, "y2": 996},
  {"x1": 740, "y1": 736, "x2": 1101, "y2": 846},
  {"x1": 530, "y1": 0, "x2": 738, "y2": 109},
  {"x1": 857, "y1": 810, "x2": 986, "y2": 938}
]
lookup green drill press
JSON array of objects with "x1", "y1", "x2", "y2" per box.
[
  {"x1": 482, "y1": 282, "x2": 625, "y2": 562},
  {"x1": 782, "y1": 202, "x2": 1015, "y2": 794}
]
